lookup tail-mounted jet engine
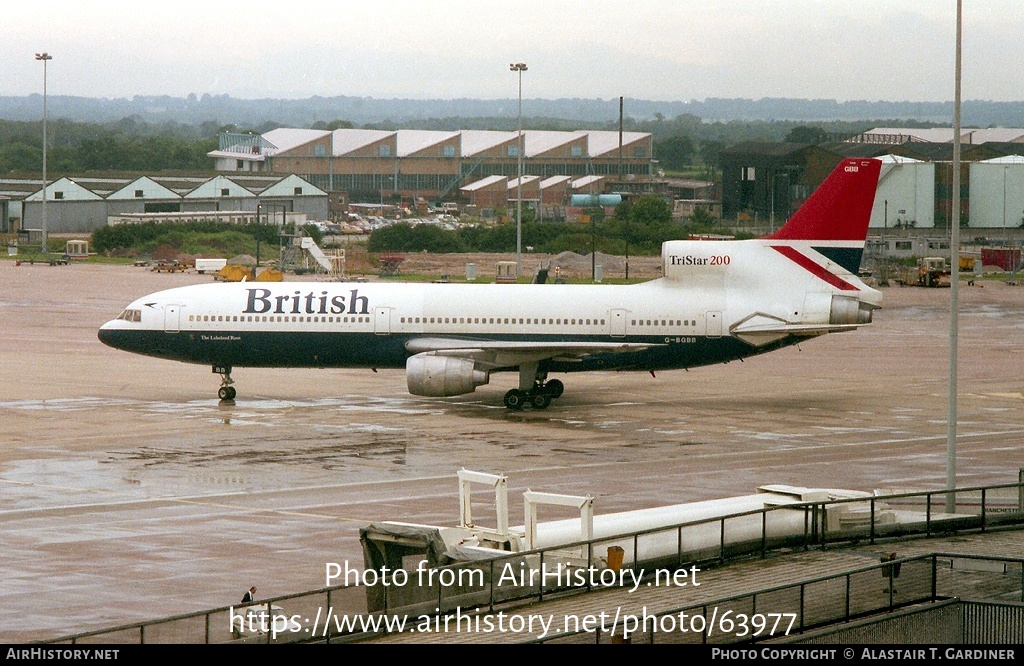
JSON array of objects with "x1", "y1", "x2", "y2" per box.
[{"x1": 828, "y1": 294, "x2": 874, "y2": 325}]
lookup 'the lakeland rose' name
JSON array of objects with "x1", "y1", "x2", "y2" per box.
[{"x1": 244, "y1": 288, "x2": 370, "y2": 316}]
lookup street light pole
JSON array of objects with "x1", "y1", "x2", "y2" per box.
[
  {"x1": 619, "y1": 96, "x2": 627, "y2": 280},
  {"x1": 946, "y1": 0, "x2": 962, "y2": 514},
  {"x1": 36, "y1": 52, "x2": 52, "y2": 255},
  {"x1": 510, "y1": 62, "x2": 527, "y2": 279}
]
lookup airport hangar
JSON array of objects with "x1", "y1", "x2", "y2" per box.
[
  {"x1": 1, "y1": 173, "x2": 328, "y2": 235},
  {"x1": 208, "y1": 127, "x2": 655, "y2": 202},
  {"x1": 720, "y1": 127, "x2": 1024, "y2": 231},
  {"x1": 1, "y1": 128, "x2": 658, "y2": 234}
]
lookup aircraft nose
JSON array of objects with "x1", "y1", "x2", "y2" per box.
[{"x1": 98, "y1": 321, "x2": 120, "y2": 349}]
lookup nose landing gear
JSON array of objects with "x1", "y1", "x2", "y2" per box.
[{"x1": 214, "y1": 365, "x2": 236, "y2": 402}]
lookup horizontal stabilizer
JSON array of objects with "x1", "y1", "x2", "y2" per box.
[
  {"x1": 730, "y1": 314, "x2": 863, "y2": 346},
  {"x1": 732, "y1": 322, "x2": 863, "y2": 336}
]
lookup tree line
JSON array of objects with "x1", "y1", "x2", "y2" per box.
[
  {"x1": 91, "y1": 219, "x2": 280, "y2": 253},
  {"x1": 0, "y1": 118, "x2": 219, "y2": 174}
]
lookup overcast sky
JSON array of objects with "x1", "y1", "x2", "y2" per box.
[{"x1": 3, "y1": 1, "x2": 1021, "y2": 102}]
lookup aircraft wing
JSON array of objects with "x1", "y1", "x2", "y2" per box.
[{"x1": 405, "y1": 337, "x2": 660, "y2": 369}]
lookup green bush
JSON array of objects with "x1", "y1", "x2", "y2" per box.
[{"x1": 91, "y1": 221, "x2": 280, "y2": 257}]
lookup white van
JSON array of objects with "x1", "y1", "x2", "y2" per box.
[{"x1": 195, "y1": 258, "x2": 228, "y2": 274}]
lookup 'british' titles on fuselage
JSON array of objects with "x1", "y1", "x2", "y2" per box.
[{"x1": 243, "y1": 288, "x2": 371, "y2": 316}]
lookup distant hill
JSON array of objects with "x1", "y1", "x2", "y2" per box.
[{"x1": 3, "y1": 95, "x2": 1024, "y2": 128}]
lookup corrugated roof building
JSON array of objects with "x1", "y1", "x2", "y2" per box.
[
  {"x1": 12, "y1": 174, "x2": 327, "y2": 234},
  {"x1": 459, "y1": 175, "x2": 508, "y2": 208},
  {"x1": 210, "y1": 128, "x2": 653, "y2": 202}
]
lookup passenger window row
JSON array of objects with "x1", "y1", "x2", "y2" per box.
[
  {"x1": 187, "y1": 315, "x2": 369, "y2": 323},
  {"x1": 631, "y1": 319, "x2": 692, "y2": 327},
  {"x1": 181, "y1": 315, "x2": 695, "y2": 328},
  {"x1": 398, "y1": 317, "x2": 606, "y2": 326}
]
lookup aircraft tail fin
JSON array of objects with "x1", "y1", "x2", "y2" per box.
[{"x1": 767, "y1": 158, "x2": 881, "y2": 243}]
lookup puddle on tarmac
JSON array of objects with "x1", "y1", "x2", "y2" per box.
[
  {"x1": 0, "y1": 458, "x2": 153, "y2": 511},
  {"x1": 0, "y1": 396, "x2": 440, "y2": 418},
  {"x1": 0, "y1": 398, "x2": 136, "y2": 411},
  {"x1": 1, "y1": 421, "x2": 416, "y2": 512},
  {"x1": 812, "y1": 425, "x2": 882, "y2": 434},
  {"x1": 731, "y1": 430, "x2": 815, "y2": 443},
  {"x1": 105, "y1": 435, "x2": 409, "y2": 471}
]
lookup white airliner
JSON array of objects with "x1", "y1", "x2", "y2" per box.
[{"x1": 100, "y1": 158, "x2": 882, "y2": 410}]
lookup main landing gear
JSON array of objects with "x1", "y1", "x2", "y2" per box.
[
  {"x1": 503, "y1": 363, "x2": 564, "y2": 411},
  {"x1": 214, "y1": 365, "x2": 236, "y2": 401},
  {"x1": 503, "y1": 380, "x2": 564, "y2": 410}
]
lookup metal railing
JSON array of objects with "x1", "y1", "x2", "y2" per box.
[
  {"x1": 533, "y1": 553, "x2": 1024, "y2": 644},
  {"x1": 786, "y1": 594, "x2": 1024, "y2": 644},
  {"x1": 534, "y1": 554, "x2": 937, "y2": 643},
  {"x1": 43, "y1": 481, "x2": 1024, "y2": 644}
]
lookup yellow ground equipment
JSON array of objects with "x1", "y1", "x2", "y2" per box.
[
  {"x1": 216, "y1": 265, "x2": 255, "y2": 282},
  {"x1": 217, "y1": 265, "x2": 284, "y2": 282},
  {"x1": 254, "y1": 268, "x2": 284, "y2": 282},
  {"x1": 899, "y1": 256, "x2": 951, "y2": 287}
]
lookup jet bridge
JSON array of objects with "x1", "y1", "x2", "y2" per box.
[{"x1": 358, "y1": 469, "x2": 956, "y2": 613}]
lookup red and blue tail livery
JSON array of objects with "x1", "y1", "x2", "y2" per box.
[
  {"x1": 100, "y1": 158, "x2": 883, "y2": 409},
  {"x1": 768, "y1": 158, "x2": 881, "y2": 276}
]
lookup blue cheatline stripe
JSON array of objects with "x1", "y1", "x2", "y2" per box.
[{"x1": 99, "y1": 329, "x2": 795, "y2": 375}]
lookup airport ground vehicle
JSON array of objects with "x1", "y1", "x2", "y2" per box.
[
  {"x1": 151, "y1": 259, "x2": 186, "y2": 273},
  {"x1": 898, "y1": 256, "x2": 951, "y2": 287},
  {"x1": 195, "y1": 258, "x2": 228, "y2": 274}
]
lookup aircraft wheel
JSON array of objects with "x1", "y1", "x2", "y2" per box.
[
  {"x1": 544, "y1": 379, "x2": 564, "y2": 398},
  {"x1": 219, "y1": 386, "x2": 236, "y2": 401},
  {"x1": 530, "y1": 393, "x2": 552, "y2": 410},
  {"x1": 504, "y1": 389, "x2": 527, "y2": 410}
]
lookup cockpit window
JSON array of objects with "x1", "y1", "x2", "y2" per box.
[{"x1": 116, "y1": 309, "x2": 142, "y2": 323}]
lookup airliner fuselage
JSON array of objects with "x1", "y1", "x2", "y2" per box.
[
  {"x1": 99, "y1": 158, "x2": 884, "y2": 409},
  {"x1": 99, "y1": 278, "x2": 779, "y2": 372}
]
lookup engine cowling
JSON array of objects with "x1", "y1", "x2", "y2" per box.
[
  {"x1": 406, "y1": 355, "x2": 489, "y2": 397},
  {"x1": 829, "y1": 294, "x2": 873, "y2": 325}
]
